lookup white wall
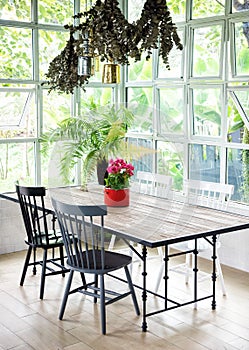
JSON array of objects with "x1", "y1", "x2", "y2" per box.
[{"x1": 0, "y1": 198, "x2": 26, "y2": 254}]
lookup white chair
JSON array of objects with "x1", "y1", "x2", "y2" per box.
[
  {"x1": 136, "y1": 171, "x2": 172, "y2": 198},
  {"x1": 155, "y1": 179, "x2": 234, "y2": 298}
]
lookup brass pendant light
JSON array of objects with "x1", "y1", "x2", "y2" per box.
[{"x1": 102, "y1": 63, "x2": 120, "y2": 84}]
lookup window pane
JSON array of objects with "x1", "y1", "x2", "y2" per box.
[
  {"x1": 192, "y1": 0, "x2": 225, "y2": 18},
  {"x1": 0, "y1": 27, "x2": 32, "y2": 80},
  {"x1": 41, "y1": 143, "x2": 76, "y2": 188},
  {"x1": 80, "y1": 87, "x2": 113, "y2": 107},
  {"x1": 0, "y1": 1, "x2": 31, "y2": 21},
  {"x1": 128, "y1": 53, "x2": 152, "y2": 82},
  {"x1": 227, "y1": 148, "x2": 246, "y2": 203},
  {"x1": 233, "y1": 22, "x2": 249, "y2": 75},
  {"x1": 128, "y1": 0, "x2": 185, "y2": 24},
  {"x1": 165, "y1": 0, "x2": 185, "y2": 23},
  {"x1": 127, "y1": 138, "x2": 153, "y2": 175},
  {"x1": 189, "y1": 144, "x2": 221, "y2": 182},
  {"x1": 228, "y1": 89, "x2": 249, "y2": 144},
  {"x1": 232, "y1": 2, "x2": 249, "y2": 13},
  {"x1": 191, "y1": 87, "x2": 222, "y2": 137},
  {"x1": 42, "y1": 90, "x2": 71, "y2": 132},
  {"x1": 191, "y1": 25, "x2": 222, "y2": 77},
  {"x1": 0, "y1": 142, "x2": 35, "y2": 192},
  {"x1": 158, "y1": 87, "x2": 184, "y2": 134},
  {"x1": 0, "y1": 89, "x2": 36, "y2": 139},
  {"x1": 158, "y1": 28, "x2": 184, "y2": 79},
  {"x1": 127, "y1": 87, "x2": 153, "y2": 134},
  {"x1": 157, "y1": 141, "x2": 184, "y2": 191},
  {"x1": 39, "y1": 30, "x2": 70, "y2": 80},
  {"x1": 38, "y1": 0, "x2": 74, "y2": 25}
]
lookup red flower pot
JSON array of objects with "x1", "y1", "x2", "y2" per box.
[{"x1": 104, "y1": 188, "x2": 130, "y2": 207}]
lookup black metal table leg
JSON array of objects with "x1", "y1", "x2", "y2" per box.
[
  {"x1": 141, "y1": 245, "x2": 148, "y2": 332},
  {"x1": 211, "y1": 234, "x2": 217, "y2": 310},
  {"x1": 164, "y1": 245, "x2": 168, "y2": 310}
]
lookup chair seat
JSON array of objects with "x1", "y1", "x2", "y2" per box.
[
  {"x1": 25, "y1": 230, "x2": 64, "y2": 248},
  {"x1": 68, "y1": 250, "x2": 132, "y2": 273}
]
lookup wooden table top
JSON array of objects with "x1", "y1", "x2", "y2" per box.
[{"x1": 49, "y1": 185, "x2": 249, "y2": 248}]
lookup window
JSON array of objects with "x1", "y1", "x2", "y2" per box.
[{"x1": 1, "y1": 0, "x2": 249, "y2": 206}]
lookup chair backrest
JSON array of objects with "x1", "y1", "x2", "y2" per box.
[
  {"x1": 51, "y1": 198, "x2": 108, "y2": 271},
  {"x1": 16, "y1": 184, "x2": 56, "y2": 246},
  {"x1": 136, "y1": 171, "x2": 172, "y2": 198},
  {"x1": 184, "y1": 179, "x2": 234, "y2": 210}
]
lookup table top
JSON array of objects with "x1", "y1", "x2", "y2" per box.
[{"x1": 48, "y1": 185, "x2": 249, "y2": 248}]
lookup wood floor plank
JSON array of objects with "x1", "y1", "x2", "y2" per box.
[{"x1": 0, "y1": 250, "x2": 249, "y2": 350}]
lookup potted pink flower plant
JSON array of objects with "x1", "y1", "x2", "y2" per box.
[{"x1": 104, "y1": 158, "x2": 134, "y2": 206}]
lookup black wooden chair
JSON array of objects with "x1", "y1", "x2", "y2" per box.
[
  {"x1": 16, "y1": 184, "x2": 70, "y2": 299},
  {"x1": 51, "y1": 197, "x2": 140, "y2": 335}
]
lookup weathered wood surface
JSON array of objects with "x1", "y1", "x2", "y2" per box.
[{"x1": 49, "y1": 185, "x2": 249, "y2": 247}]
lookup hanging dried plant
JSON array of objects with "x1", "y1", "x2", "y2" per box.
[
  {"x1": 44, "y1": 0, "x2": 183, "y2": 94},
  {"x1": 43, "y1": 33, "x2": 90, "y2": 94}
]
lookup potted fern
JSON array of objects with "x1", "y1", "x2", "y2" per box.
[{"x1": 39, "y1": 104, "x2": 138, "y2": 190}]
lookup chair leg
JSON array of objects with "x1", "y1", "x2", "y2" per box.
[
  {"x1": 124, "y1": 266, "x2": 140, "y2": 316},
  {"x1": 216, "y1": 254, "x2": 226, "y2": 296},
  {"x1": 108, "y1": 234, "x2": 116, "y2": 250},
  {"x1": 40, "y1": 249, "x2": 47, "y2": 299},
  {"x1": 185, "y1": 253, "x2": 191, "y2": 284},
  {"x1": 59, "y1": 246, "x2": 65, "y2": 277},
  {"x1": 94, "y1": 274, "x2": 98, "y2": 303},
  {"x1": 154, "y1": 246, "x2": 165, "y2": 293},
  {"x1": 155, "y1": 262, "x2": 164, "y2": 293},
  {"x1": 59, "y1": 270, "x2": 74, "y2": 320},
  {"x1": 100, "y1": 275, "x2": 106, "y2": 335},
  {"x1": 20, "y1": 245, "x2": 32, "y2": 286},
  {"x1": 33, "y1": 247, "x2": 37, "y2": 275}
]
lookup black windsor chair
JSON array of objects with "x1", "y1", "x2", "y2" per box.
[
  {"x1": 16, "y1": 184, "x2": 70, "y2": 299},
  {"x1": 51, "y1": 198, "x2": 140, "y2": 335}
]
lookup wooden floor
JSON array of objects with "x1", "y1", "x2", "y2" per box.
[{"x1": 0, "y1": 249, "x2": 249, "y2": 350}]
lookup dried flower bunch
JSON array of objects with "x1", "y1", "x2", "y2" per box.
[
  {"x1": 104, "y1": 158, "x2": 134, "y2": 190},
  {"x1": 45, "y1": 0, "x2": 183, "y2": 94}
]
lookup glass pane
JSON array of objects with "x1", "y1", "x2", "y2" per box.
[
  {"x1": 234, "y1": 22, "x2": 249, "y2": 75},
  {"x1": 42, "y1": 90, "x2": 72, "y2": 132},
  {"x1": 158, "y1": 87, "x2": 184, "y2": 134},
  {"x1": 227, "y1": 148, "x2": 246, "y2": 203},
  {"x1": 41, "y1": 143, "x2": 76, "y2": 188},
  {"x1": 39, "y1": 30, "x2": 70, "y2": 80},
  {"x1": 127, "y1": 138, "x2": 153, "y2": 176},
  {"x1": 0, "y1": 142, "x2": 35, "y2": 192},
  {"x1": 128, "y1": 0, "x2": 185, "y2": 24},
  {"x1": 192, "y1": 25, "x2": 222, "y2": 77},
  {"x1": 90, "y1": 58, "x2": 106, "y2": 82},
  {"x1": 128, "y1": 53, "x2": 152, "y2": 81},
  {"x1": 189, "y1": 144, "x2": 220, "y2": 182},
  {"x1": 38, "y1": 0, "x2": 74, "y2": 25},
  {"x1": 232, "y1": 2, "x2": 249, "y2": 13},
  {"x1": 158, "y1": 28, "x2": 184, "y2": 79},
  {"x1": 192, "y1": 0, "x2": 225, "y2": 18},
  {"x1": 227, "y1": 89, "x2": 249, "y2": 144},
  {"x1": 80, "y1": 87, "x2": 113, "y2": 108},
  {"x1": 0, "y1": 89, "x2": 36, "y2": 139},
  {"x1": 192, "y1": 87, "x2": 221, "y2": 137},
  {"x1": 0, "y1": 27, "x2": 32, "y2": 80},
  {"x1": 0, "y1": 0, "x2": 31, "y2": 21},
  {"x1": 127, "y1": 87, "x2": 153, "y2": 133},
  {"x1": 157, "y1": 141, "x2": 184, "y2": 191},
  {"x1": 165, "y1": 0, "x2": 185, "y2": 23}
]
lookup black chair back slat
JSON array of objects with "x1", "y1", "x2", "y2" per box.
[
  {"x1": 52, "y1": 198, "x2": 107, "y2": 271},
  {"x1": 16, "y1": 183, "x2": 69, "y2": 299}
]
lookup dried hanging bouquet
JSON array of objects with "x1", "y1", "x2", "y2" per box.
[{"x1": 44, "y1": 0, "x2": 183, "y2": 94}]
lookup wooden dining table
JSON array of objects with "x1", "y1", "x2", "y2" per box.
[{"x1": 48, "y1": 184, "x2": 249, "y2": 332}]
